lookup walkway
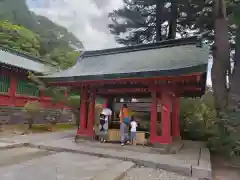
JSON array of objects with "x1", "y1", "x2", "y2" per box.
[
  {"x1": 27, "y1": 138, "x2": 211, "y2": 179},
  {"x1": 0, "y1": 130, "x2": 76, "y2": 144},
  {"x1": 0, "y1": 131, "x2": 211, "y2": 180}
]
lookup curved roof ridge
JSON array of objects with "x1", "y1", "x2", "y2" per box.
[
  {"x1": 83, "y1": 36, "x2": 200, "y2": 57},
  {"x1": 0, "y1": 45, "x2": 56, "y2": 67}
]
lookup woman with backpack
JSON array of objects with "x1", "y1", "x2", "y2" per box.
[{"x1": 119, "y1": 104, "x2": 130, "y2": 146}]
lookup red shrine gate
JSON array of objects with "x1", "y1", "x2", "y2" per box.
[
  {"x1": 41, "y1": 36, "x2": 209, "y2": 145},
  {"x1": 72, "y1": 74, "x2": 201, "y2": 144}
]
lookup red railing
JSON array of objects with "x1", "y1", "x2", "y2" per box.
[
  {"x1": 0, "y1": 70, "x2": 70, "y2": 109},
  {"x1": 0, "y1": 92, "x2": 68, "y2": 109}
]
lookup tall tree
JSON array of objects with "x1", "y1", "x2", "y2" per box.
[
  {"x1": 228, "y1": 1, "x2": 240, "y2": 111},
  {"x1": 211, "y1": 0, "x2": 230, "y2": 113},
  {"x1": 108, "y1": 0, "x2": 211, "y2": 45},
  {"x1": 168, "y1": 0, "x2": 178, "y2": 39},
  {"x1": 108, "y1": 0, "x2": 170, "y2": 45}
]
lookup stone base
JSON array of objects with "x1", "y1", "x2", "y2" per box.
[
  {"x1": 74, "y1": 134, "x2": 93, "y2": 142},
  {"x1": 192, "y1": 148, "x2": 212, "y2": 180},
  {"x1": 172, "y1": 136, "x2": 182, "y2": 141},
  {"x1": 152, "y1": 139, "x2": 184, "y2": 154},
  {"x1": 152, "y1": 143, "x2": 170, "y2": 152}
]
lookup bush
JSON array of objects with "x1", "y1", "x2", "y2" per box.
[
  {"x1": 180, "y1": 90, "x2": 240, "y2": 157},
  {"x1": 23, "y1": 101, "x2": 41, "y2": 129},
  {"x1": 180, "y1": 91, "x2": 216, "y2": 141}
]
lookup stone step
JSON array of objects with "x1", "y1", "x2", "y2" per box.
[
  {"x1": 0, "y1": 147, "x2": 53, "y2": 167},
  {"x1": 122, "y1": 167, "x2": 198, "y2": 180},
  {"x1": 0, "y1": 142, "x2": 24, "y2": 149},
  {"x1": 92, "y1": 161, "x2": 135, "y2": 180}
]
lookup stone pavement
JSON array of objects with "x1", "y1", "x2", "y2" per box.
[
  {"x1": 0, "y1": 147, "x2": 52, "y2": 167},
  {"x1": 0, "y1": 129, "x2": 76, "y2": 144},
  {"x1": 28, "y1": 138, "x2": 212, "y2": 179},
  {"x1": 0, "y1": 148, "x2": 199, "y2": 180},
  {"x1": 0, "y1": 131, "x2": 212, "y2": 179},
  {"x1": 0, "y1": 152, "x2": 133, "y2": 180}
]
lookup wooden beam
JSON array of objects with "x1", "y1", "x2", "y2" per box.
[
  {"x1": 48, "y1": 72, "x2": 204, "y2": 86},
  {"x1": 97, "y1": 86, "x2": 201, "y2": 95}
]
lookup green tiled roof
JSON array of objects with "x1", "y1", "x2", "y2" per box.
[
  {"x1": 0, "y1": 46, "x2": 56, "y2": 74},
  {"x1": 42, "y1": 36, "x2": 209, "y2": 82}
]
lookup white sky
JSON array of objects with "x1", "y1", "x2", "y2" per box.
[
  {"x1": 27, "y1": 0, "x2": 212, "y2": 85},
  {"x1": 27, "y1": 0, "x2": 124, "y2": 50}
]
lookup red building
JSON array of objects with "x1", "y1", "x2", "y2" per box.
[
  {"x1": 0, "y1": 46, "x2": 66, "y2": 109},
  {"x1": 41, "y1": 36, "x2": 209, "y2": 145}
]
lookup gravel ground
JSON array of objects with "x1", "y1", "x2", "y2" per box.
[{"x1": 122, "y1": 167, "x2": 198, "y2": 180}]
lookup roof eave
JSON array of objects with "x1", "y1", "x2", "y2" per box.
[
  {"x1": 83, "y1": 36, "x2": 201, "y2": 58},
  {"x1": 42, "y1": 64, "x2": 208, "y2": 84}
]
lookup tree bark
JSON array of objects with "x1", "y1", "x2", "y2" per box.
[
  {"x1": 156, "y1": 0, "x2": 164, "y2": 41},
  {"x1": 168, "y1": 0, "x2": 177, "y2": 39},
  {"x1": 228, "y1": 27, "x2": 240, "y2": 111},
  {"x1": 28, "y1": 118, "x2": 33, "y2": 129},
  {"x1": 211, "y1": 0, "x2": 230, "y2": 113}
]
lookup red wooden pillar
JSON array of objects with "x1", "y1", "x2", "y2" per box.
[
  {"x1": 9, "y1": 73, "x2": 16, "y2": 106},
  {"x1": 62, "y1": 89, "x2": 68, "y2": 108},
  {"x1": 64, "y1": 89, "x2": 68, "y2": 97},
  {"x1": 103, "y1": 97, "x2": 108, "y2": 108},
  {"x1": 87, "y1": 88, "x2": 95, "y2": 136},
  {"x1": 39, "y1": 89, "x2": 44, "y2": 98},
  {"x1": 77, "y1": 86, "x2": 87, "y2": 134},
  {"x1": 160, "y1": 91, "x2": 172, "y2": 144},
  {"x1": 39, "y1": 88, "x2": 44, "y2": 107},
  {"x1": 149, "y1": 89, "x2": 157, "y2": 143},
  {"x1": 172, "y1": 95, "x2": 180, "y2": 138}
]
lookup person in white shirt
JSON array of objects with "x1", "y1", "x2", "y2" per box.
[
  {"x1": 130, "y1": 116, "x2": 138, "y2": 146},
  {"x1": 98, "y1": 108, "x2": 112, "y2": 143}
]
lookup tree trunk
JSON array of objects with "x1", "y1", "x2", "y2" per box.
[
  {"x1": 72, "y1": 108, "x2": 80, "y2": 129},
  {"x1": 28, "y1": 118, "x2": 33, "y2": 129},
  {"x1": 227, "y1": 27, "x2": 240, "y2": 160},
  {"x1": 168, "y1": 0, "x2": 177, "y2": 39},
  {"x1": 211, "y1": 0, "x2": 230, "y2": 113},
  {"x1": 228, "y1": 27, "x2": 240, "y2": 111},
  {"x1": 156, "y1": 0, "x2": 164, "y2": 41}
]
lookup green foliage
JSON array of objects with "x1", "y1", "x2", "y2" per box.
[
  {"x1": 68, "y1": 95, "x2": 81, "y2": 108},
  {"x1": 0, "y1": 0, "x2": 83, "y2": 70},
  {"x1": 0, "y1": 0, "x2": 83, "y2": 56},
  {"x1": 23, "y1": 101, "x2": 41, "y2": 116},
  {"x1": 23, "y1": 101, "x2": 41, "y2": 129},
  {"x1": 0, "y1": 21, "x2": 81, "y2": 70},
  {"x1": 180, "y1": 90, "x2": 240, "y2": 157},
  {"x1": 180, "y1": 97, "x2": 215, "y2": 141},
  {"x1": 44, "y1": 49, "x2": 80, "y2": 70},
  {"x1": 227, "y1": 0, "x2": 240, "y2": 26},
  {"x1": 108, "y1": 0, "x2": 212, "y2": 45},
  {"x1": 28, "y1": 123, "x2": 75, "y2": 132},
  {"x1": 0, "y1": 21, "x2": 40, "y2": 56},
  {"x1": 208, "y1": 110, "x2": 240, "y2": 156}
]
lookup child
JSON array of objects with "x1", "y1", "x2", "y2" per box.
[{"x1": 130, "y1": 116, "x2": 138, "y2": 146}]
